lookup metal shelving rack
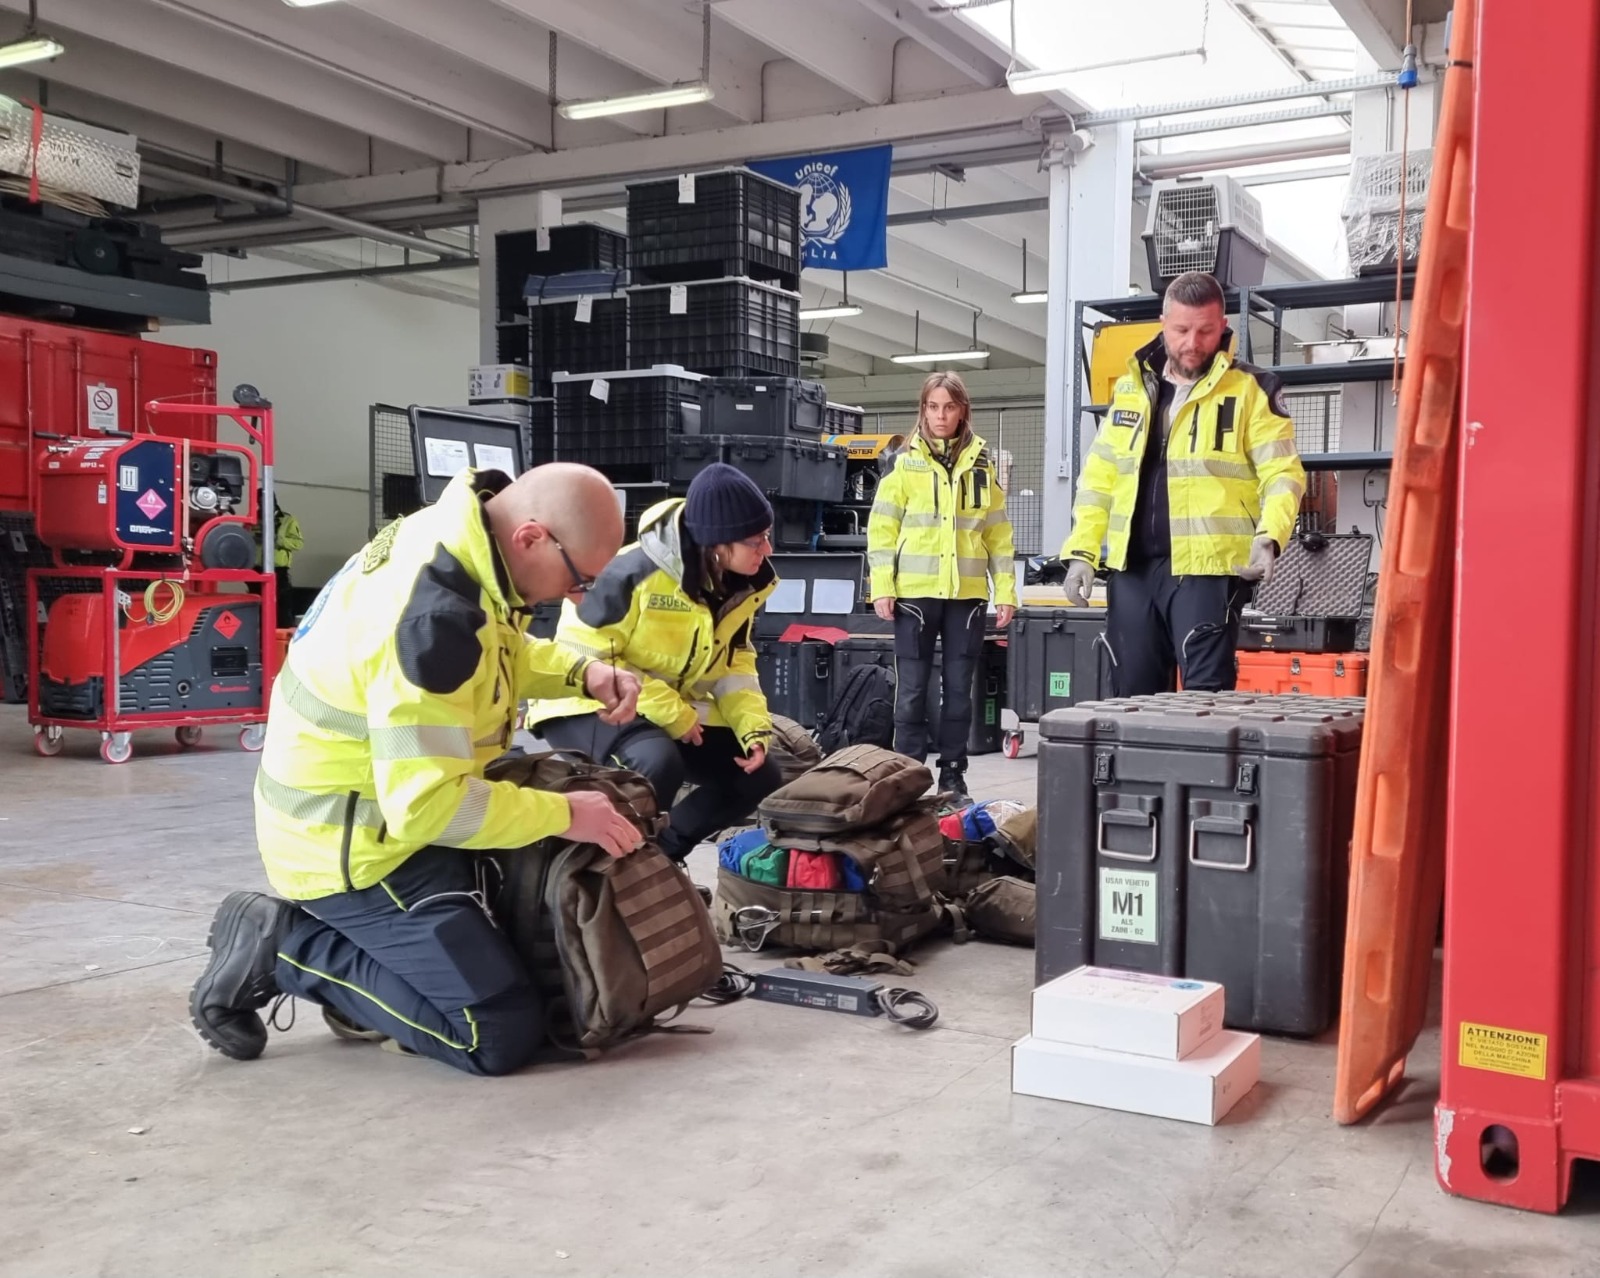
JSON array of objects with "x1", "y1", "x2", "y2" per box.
[{"x1": 1069, "y1": 272, "x2": 1418, "y2": 490}]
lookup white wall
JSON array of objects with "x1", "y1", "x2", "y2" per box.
[{"x1": 185, "y1": 257, "x2": 478, "y2": 585}]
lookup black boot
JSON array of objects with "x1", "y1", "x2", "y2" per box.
[
  {"x1": 190, "y1": 891, "x2": 303, "y2": 1061},
  {"x1": 937, "y1": 763, "x2": 970, "y2": 803}
]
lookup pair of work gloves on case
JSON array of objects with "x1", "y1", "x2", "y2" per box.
[{"x1": 1062, "y1": 537, "x2": 1279, "y2": 607}]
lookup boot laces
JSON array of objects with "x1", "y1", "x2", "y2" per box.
[{"x1": 267, "y1": 993, "x2": 297, "y2": 1033}]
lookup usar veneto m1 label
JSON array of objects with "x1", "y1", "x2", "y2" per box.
[{"x1": 1098, "y1": 867, "x2": 1157, "y2": 945}]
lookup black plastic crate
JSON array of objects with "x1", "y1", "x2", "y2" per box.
[
  {"x1": 755, "y1": 638, "x2": 835, "y2": 731},
  {"x1": 629, "y1": 277, "x2": 800, "y2": 379},
  {"x1": 527, "y1": 294, "x2": 628, "y2": 383},
  {"x1": 669, "y1": 434, "x2": 725, "y2": 490},
  {"x1": 771, "y1": 498, "x2": 820, "y2": 550},
  {"x1": 726, "y1": 435, "x2": 846, "y2": 503},
  {"x1": 700, "y1": 377, "x2": 825, "y2": 437},
  {"x1": 550, "y1": 368, "x2": 704, "y2": 485},
  {"x1": 495, "y1": 224, "x2": 626, "y2": 321},
  {"x1": 1036, "y1": 692, "x2": 1365, "y2": 1035},
  {"x1": 627, "y1": 168, "x2": 800, "y2": 288},
  {"x1": 495, "y1": 320, "x2": 530, "y2": 366},
  {"x1": 825, "y1": 402, "x2": 866, "y2": 435},
  {"x1": 1007, "y1": 605, "x2": 1113, "y2": 722},
  {"x1": 524, "y1": 397, "x2": 555, "y2": 467}
]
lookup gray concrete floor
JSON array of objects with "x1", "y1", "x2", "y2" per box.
[{"x1": 2, "y1": 704, "x2": 1596, "y2": 1277}]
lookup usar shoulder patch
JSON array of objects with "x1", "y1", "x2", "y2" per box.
[{"x1": 1112, "y1": 409, "x2": 1143, "y2": 427}]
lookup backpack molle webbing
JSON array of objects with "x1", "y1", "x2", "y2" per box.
[
  {"x1": 487, "y1": 751, "x2": 724, "y2": 1052},
  {"x1": 757, "y1": 744, "x2": 931, "y2": 836}
]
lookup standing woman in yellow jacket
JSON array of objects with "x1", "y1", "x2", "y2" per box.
[
  {"x1": 533, "y1": 464, "x2": 782, "y2": 863},
  {"x1": 867, "y1": 372, "x2": 1016, "y2": 799}
]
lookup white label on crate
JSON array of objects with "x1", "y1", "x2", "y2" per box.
[
  {"x1": 8, "y1": 530, "x2": 25, "y2": 553},
  {"x1": 424, "y1": 437, "x2": 471, "y2": 478},
  {"x1": 473, "y1": 442, "x2": 516, "y2": 475},
  {"x1": 117, "y1": 464, "x2": 139, "y2": 492},
  {"x1": 96, "y1": 481, "x2": 107, "y2": 505},
  {"x1": 1099, "y1": 868, "x2": 1159, "y2": 945},
  {"x1": 536, "y1": 225, "x2": 551, "y2": 252},
  {"x1": 669, "y1": 284, "x2": 688, "y2": 315},
  {"x1": 590, "y1": 378, "x2": 610, "y2": 403},
  {"x1": 574, "y1": 294, "x2": 593, "y2": 324},
  {"x1": 735, "y1": 403, "x2": 753, "y2": 411},
  {"x1": 678, "y1": 173, "x2": 695, "y2": 204},
  {"x1": 87, "y1": 383, "x2": 119, "y2": 433}
]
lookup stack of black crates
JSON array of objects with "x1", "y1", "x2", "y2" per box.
[{"x1": 491, "y1": 222, "x2": 628, "y2": 468}]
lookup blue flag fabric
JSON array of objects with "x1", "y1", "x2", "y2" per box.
[{"x1": 749, "y1": 144, "x2": 892, "y2": 272}]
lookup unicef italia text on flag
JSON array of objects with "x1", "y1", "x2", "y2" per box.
[{"x1": 748, "y1": 145, "x2": 892, "y2": 272}]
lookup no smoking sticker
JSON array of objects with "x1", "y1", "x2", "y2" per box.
[{"x1": 88, "y1": 384, "x2": 119, "y2": 433}]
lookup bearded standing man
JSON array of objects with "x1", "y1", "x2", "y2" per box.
[{"x1": 1060, "y1": 271, "x2": 1306, "y2": 695}]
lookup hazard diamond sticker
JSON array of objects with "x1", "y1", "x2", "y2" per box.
[
  {"x1": 136, "y1": 489, "x2": 167, "y2": 519},
  {"x1": 213, "y1": 610, "x2": 241, "y2": 640}
]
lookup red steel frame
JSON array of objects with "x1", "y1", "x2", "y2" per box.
[
  {"x1": 1437, "y1": 0, "x2": 1600, "y2": 1211},
  {"x1": 25, "y1": 398, "x2": 279, "y2": 757}
]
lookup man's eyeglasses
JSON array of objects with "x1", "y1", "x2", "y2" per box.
[{"x1": 550, "y1": 536, "x2": 597, "y2": 594}]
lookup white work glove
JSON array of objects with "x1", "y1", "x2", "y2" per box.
[
  {"x1": 1063, "y1": 559, "x2": 1094, "y2": 607},
  {"x1": 1237, "y1": 536, "x2": 1279, "y2": 584}
]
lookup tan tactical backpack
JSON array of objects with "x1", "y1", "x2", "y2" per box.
[{"x1": 486, "y1": 752, "x2": 725, "y2": 1053}]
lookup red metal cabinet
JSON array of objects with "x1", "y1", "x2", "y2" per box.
[{"x1": 0, "y1": 317, "x2": 217, "y2": 511}]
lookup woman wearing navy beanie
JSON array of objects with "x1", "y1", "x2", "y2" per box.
[{"x1": 533, "y1": 464, "x2": 783, "y2": 862}]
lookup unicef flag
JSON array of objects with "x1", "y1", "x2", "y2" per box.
[{"x1": 749, "y1": 144, "x2": 892, "y2": 272}]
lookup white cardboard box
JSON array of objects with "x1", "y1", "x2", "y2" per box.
[
  {"x1": 1012, "y1": 1029, "x2": 1261, "y2": 1126},
  {"x1": 468, "y1": 364, "x2": 532, "y2": 400},
  {"x1": 1031, "y1": 966, "x2": 1224, "y2": 1060}
]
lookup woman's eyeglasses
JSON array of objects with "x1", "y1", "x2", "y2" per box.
[{"x1": 737, "y1": 532, "x2": 773, "y2": 550}]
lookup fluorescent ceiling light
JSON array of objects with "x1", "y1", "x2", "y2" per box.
[
  {"x1": 1011, "y1": 290, "x2": 1047, "y2": 305},
  {"x1": 800, "y1": 304, "x2": 863, "y2": 320},
  {"x1": 0, "y1": 33, "x2": 62, "y2": 67},
  {"x1": 559, "y1": 83, "x2": 713, "y2": 120},
  {"x1": 282, "y1": 0, "x2": 343, "y2": 6},
  {"x1": 890, "y1": 350, "x2": 990, "y2": 365}
]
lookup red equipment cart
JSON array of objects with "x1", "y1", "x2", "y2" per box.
[{"x1": 26, "y1": 387, "x2": 279, "y2": 763}]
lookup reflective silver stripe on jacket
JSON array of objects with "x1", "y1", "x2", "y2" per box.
[
  {"x1": 712, "y1": 674, "x2": 761, "y2": 699},
  {"x1": 900, "y1": 512, "x2": 941, "y2": 530},
  {"x1": 897, "y1": 554, "x2": 943, "y2": 575},
  {"x1": 439, "y1": 777, "x2": 492, "y2": 845},
  {"x1": 867, "y1": 549, "x2": 895, "y2": 569},
  {"x1": 1168, "y1": 458, "x2": 1255, "y2": 482},
  {"x1": 870, "y1": 498, "x2": 906, "y2": 521},
  {"x1": 370, "y1": 724, "x2": 474, "y2": 762},
  {"x1": 277, "y1": 665, "x2": 368, "y2": 740},
  {"x1": 1248, "y1": 438, "x2": 1299, "y2": 463},
  {"x1": 957, "y1": 556, "x2": 988, "y2": 579},
  {"x1": 256, "y1": 770, "x2": 383, "y2": 830},
  {"x1": 1075, "y1": 489, "x2": 1115, "y2": 512},
  {"x1": 1264, "y1": 476, "x2": 1304, "y2": 500},
  {"x1": 1169, "y1": 515, "x2": 1258, "y2": 538}
]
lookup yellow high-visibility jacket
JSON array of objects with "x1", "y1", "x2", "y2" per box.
[
  {"x1": 1063, "y1": 336, "x2": 1306, "y2": 575},
  {"x1": 867, "y1": 431, "x2": 1017, "y2": 606},
  {"x1": 255, "y1": 470, "x2": 593, "y2": 901},
  {"x1": 534, "y1": 499, "x2": 777, "y2": 753},
  {"x1": 274, "y1": 509, "x2": 303, "y2": 570}
]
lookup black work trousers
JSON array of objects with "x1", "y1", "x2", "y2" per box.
[
  {"x1": 537, "y1": 715, "x2": 782, "y2": 862},
  {"x1": 892, "y1": 597, "x2": 985, "y2": 769},
  {"x1": 275, "y1": 847, "x2": 544, "y2": 1076},
  {"x1": 1105, "y1": 557, "x2": 1250, "y2": 697}
]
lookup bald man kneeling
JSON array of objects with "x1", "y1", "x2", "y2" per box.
[{"x1": 190, "y1": 464, "x2": 644, "y2": 1076}]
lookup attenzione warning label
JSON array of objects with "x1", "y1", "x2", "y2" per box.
[{"x1": 1458, "y1": 1021, "x2": 1548, "y2": 1080}]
